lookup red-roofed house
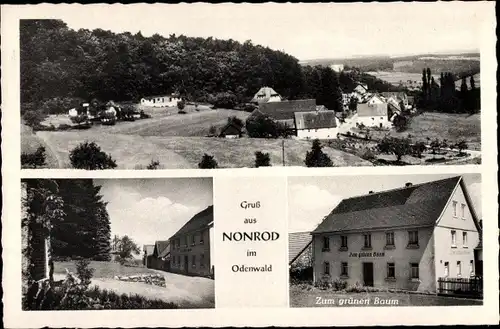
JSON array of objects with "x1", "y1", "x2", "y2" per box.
[{"x1": 311, "y1": 176, "x2": 481, "y2": 293}]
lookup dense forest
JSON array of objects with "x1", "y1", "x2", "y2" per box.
[
  {"x1": 23, "y1": 179, "x2": 112, "y2": 261},
  {"x1": 20, "y1": 19, "x2": 399, "y2": 115}
]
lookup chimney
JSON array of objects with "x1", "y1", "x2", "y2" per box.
[
  {"x1": 368, "y1": 191, "x2": 374, "y2": 194},
  {"x1": 405, "y1": 182, "x2": 413, "y2": 187}
]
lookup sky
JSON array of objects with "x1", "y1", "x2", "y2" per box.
[
  {"x1": 94, "y1": 178, "x2": 213, "y2": 252},
  {"x1": 288, "y1": 173, "x2": 482, "y2": 233},
  {"x1": 45, "y1": 2, "x2": 490, "y2": 60}
]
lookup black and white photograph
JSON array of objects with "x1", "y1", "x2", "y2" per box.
[
  {"x1": 19, "y1": 3, "x2": 482, "y2": 170},
  {"x1": 21, "y1": 177, "x2": 215, "y2": 310},
  {"x1": 288, "y1": 174, "x2": 483, "y2": 307}
]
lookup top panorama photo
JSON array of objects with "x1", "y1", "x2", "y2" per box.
[{"x1": 20, "y1": 4, "x2": 482, "y2": 170}]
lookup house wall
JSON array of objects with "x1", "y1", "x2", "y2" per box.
[
  {"x1": 267, "y1": 95, "x2": 282, "y2": 103},
  {"x1": 313, "y1": 226, "x2": 437, "y2": 292},
  {"x1": 170, "y1": 228, "x2": 212, "y2": 277},
  {"x1": 141, "y1": 96, "x2": 181, "y2": 108},
  {"x1": 296, "y1": 127, "x2": 339, "y2": 140},
  {"x1": 357, "y1": 115, "x2": 392, "y2": 128},
  {"x1": 433, "y1": 184, "x2": 480, "y2": 281}
]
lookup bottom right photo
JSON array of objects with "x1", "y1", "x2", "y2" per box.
[{"x1": 288, "y1": 173, "x2": 483, "y2": 307}]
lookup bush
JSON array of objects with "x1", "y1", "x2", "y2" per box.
[
  {"x1": 198, "y1": 154, "x2": 218, "y2": 169},
  {"x1": 75, "y1": 259, "x2": 95, "y2": 288},
  {"x1": 21, "y1": 146, "x2": 47, "y2": 168},
  {"x1": 23, "y1": 110, "x2": 46, "y2": 127},
  {"x1": 360, "y1": 148, "x2": 375, "y2": 161},
  {"x1": 209, "y1": 91, "x2": 238, "y2": 109},
  {"x1": 246, "y1": 113, "x2": 281, "y2": 138},
  {"x1": 58, "y1": 124, "x2": 72, "y2": 131},
  {"x1": 177, "y1": 100, "x2": 186, "y2": 110},
  {"x1": 314, "y1": 276, "x2": 332, "y2": 290},
  {"x1": 333, "y1": 278, "x2": 348, "y2": 291},
  {"x1": 178, "y1": 110, "x2": 187, "y2": 114},
  {"x1": 69, "y1": 141, "x2": 117, "y2": 170},
  {"x1": 146, "y1": 159, "x2": 161, "y2": 170},
  {"x1": 255, "y1": 151, "x2": 271, "y2": 167},
  {"x1": 305, "y1": 139, "x2": 333, "y2": 167}
]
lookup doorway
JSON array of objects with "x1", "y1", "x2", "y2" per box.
[
  {"x1": 184, "y1": 255, "x2": 189, "y2": 274},
  {"x1": 363, "y1": 262, "x2": 374, "y2": 287}
]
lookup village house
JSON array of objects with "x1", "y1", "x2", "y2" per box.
[
  {"x1": 311, "y1": 176, "x2": 482, "y2": 293},
  {"x1": 249, "y1": 99, "x2": 317, "y2": 132},
  {"x1": 142, "y1": 244, "x2": 155, "y2": 268},
  {"x1": 219, "y1": 122, "x2": 243, "y2": 139},
  {"x1": 352, "y1": 83, "x2": 369, "y2": 101},
  {"x1": 355, "y1": 102, "x2": 392, "y2": 129},
  {"x1": 289, "y1": 232, "x2": 313, "y2": 267},
  {"x1": 140, "y1": 93, "x2": 182, "y2": 107},
  {"x1": 294, "y1": 110, "x2": 340, "y2": 140},
  {"x1": 148, "y1": 240, "x2": 170, "y2": 271},
  {"x1": 250, "y1": 86, "x2": 282, "y2": 104},
  {"x1": 170, "y1": 205, "x2": 214, "y2": 278}
]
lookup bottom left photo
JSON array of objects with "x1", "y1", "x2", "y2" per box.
[{"x1": 21, "y1": 177, "x2": 214, "y2": 310}]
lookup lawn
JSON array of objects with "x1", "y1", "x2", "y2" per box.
[
  {"x1": 368, "y1": 112, "x2": 481, "y2": 151},
  {"x1": 290, "y1": 285, "x2": 483, "y2": 307},
  {"x1": 54, "y1": 261, "x2": 158, "y2": 279},
  {"x1": 33, "y1": 130, "x2": 372, "y2": 169},
  {"x1": 21, "y1": 124, "x2": 60, "y2": 168}
]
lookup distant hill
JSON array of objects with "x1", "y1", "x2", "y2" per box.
[{"x1": 300, "y1": 52, "x2": 480, "y2": 77}]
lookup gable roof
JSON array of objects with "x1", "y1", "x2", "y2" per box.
[
  {"x1": 312, "y1": 176, "x2": 463, "y2": 234},
  {"x1": 171, "y1": 205, "x2": 214, "y2": 239},
  {"x1": 357, "y1": 103, "x2": 388, "y2": 117},
  {"x1": 381, "y1": 92, "x2": 407, "y2": 101},
  {"x1": 289, "y1": 232, "x2": 312, "y2": 265},
  {"x1": 219, "y1": 122, "x2": 242, "y2": 136},
  {"x1": 254, "y1": 99, "x2": 316, "y2": 121},
  {"x1": 153, "y1": 240, "x2": 170, "y2": 257},
  {"x1": 143, "y1": 244, "x2": 155, "y2": 256},
  {"x1": 158, "y1": 243, "x2": 171, "y2": 258},
  {"x1": 294, "y1": 111, "x2": 338, "y2": 130},
  {"x1": 251, "y1": 87, "x2": 282, "y2": 103}
]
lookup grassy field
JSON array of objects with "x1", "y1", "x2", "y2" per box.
[
  {"x1": 54, "y1": 261, "x2": 157, "y2": 278},
  {"x1": 21, "y1": 124, "x2": 60, "y2": 168},
  {"x1": 368, "y1": 112, "x2": 481, "y2": 150},
  {"x1": 290, "y1": 285, "x2": 483, "y2": 307},
  {"x1": 33, "y1": 130, "x2": 372, "y2": 169}
]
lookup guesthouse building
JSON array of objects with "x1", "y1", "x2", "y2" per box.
[
  {"x1": 294, "y1": 111, "x2": 339, "y2": 140},
  {"x1": 170, "y1": 206, "x2": 214, "y2": 278},
  {"x1": 355, "y1": 102, "x2": 391, "y2": 128},
  {"x1": 149, "y1": 240, "x2": 170, "y2": 271},
  {"x1": 249, "y1": 99, "x2": 317, "y2": 132},
  {"x1": 311, "y1": 176, "x2": 482, "y2": 293},
  {"x1": 140, "y1": 93, "x2": 182, "y2": 107}
]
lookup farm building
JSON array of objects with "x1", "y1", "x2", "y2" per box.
[
  {"x1": 170, "y1": 206, "x2": 214, "y2": 278},
  {"x1": 140, "y1": 93, "x2": 182, "y2": 107},
  {"x1": 148, "y1": 240, "x2": 170, "y2": 271},
  {"x1": 294, "y1": 111, "x2": 340, "y2": 140},
  {"x1": 356, "y1": 102, "x2": 391, "y2": 128},
  {"x1": 250, "y1": 99, "x2": 317, "y2": 128},
  {"x1": 251, "y1": 86, "x2": 282, "y2": 104},
  {"x1": 289, "y1": 232, "x2": 313, "y2": 267},
  {"x1": 219, "y1": 122, "x2": 243, "y2": 138},
  {"x1": 311, "y1": 176, "x2": 482, "y2": 294},
  {"x1": 143, "y1": 244, "x2": 155, "y2": 267},
  {"x1": 21, "y1": 182, "x2": 51, "y2": 284},
  {"x1": 381, "y1": 92, "x2": 408, "y2": 108}
]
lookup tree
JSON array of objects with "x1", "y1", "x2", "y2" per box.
[
  {"x1": 429, "y1": 138, "x2": 441, "y2": 155},
  {"x1": 411, "y1": 141, "x2": 427, "y2": 158},
  {"x1": 177, "y1": 100, "x2": 185, "y2": 110},
  {"x1": 198, "y1": 154, "x2": 218, "y2": 169},
  {"x1": 114, "y1": 235, "x2": 140, "y2": 262},
  {"x1": 455, "y1": 140, "x2": 468, "y2": 155},
  {"x1": 21, "y1": 146, "x2": 47, "y2": 168},
  {"x1": 227, "y1": 116, "x2": 244, "y2": 128},
  {"x1": 470, "y1": 75, "x2": 476, "y2": 90},
  {"x1": 392, "y1": 114, "x2": 409, "y2": 132},
  {"x1": 69, "y1": 141, "x2": 117, "y2": 170},
  {"x1": 146, "y1": 159, "x2": 161, "y2": 170},
  {"x1": 23, "y1": 110, "x2": 45, "y2": 127},
  {"x1": 255, "y1": 151, "x2": 271, "y2": 167},
  {"x1": 305, "y1": 139, "x2": 333, "y2": 167},
  {"x1": 208, "y1": 125, "x2": 217, "y2": 137},
  {"x1": 377, "y1": 137, "x2": 411, "y2": 163},
  {"x1": 245, "y1": 113, "x2": 280, "y2": 138}
]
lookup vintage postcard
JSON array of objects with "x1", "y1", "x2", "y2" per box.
[{"x1": 1, "y1": 2, "x2": 498, "y2": 328}]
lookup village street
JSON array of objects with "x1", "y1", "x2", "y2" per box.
[{"x1": 54, "y1": 270, "x2": 215, "y2": 308}]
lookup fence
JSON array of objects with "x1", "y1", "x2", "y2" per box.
[{"x1": 437, "y1": 277, "x2": 483, "y2": 298}]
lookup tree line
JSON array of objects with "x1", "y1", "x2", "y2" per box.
[{"x1": 21, "y1": 19, "x2": 399, "y2": 116}]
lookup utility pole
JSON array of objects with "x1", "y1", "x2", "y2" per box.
[{"x1": 282, "y1": 139, "x2": 285, "y2": 166}]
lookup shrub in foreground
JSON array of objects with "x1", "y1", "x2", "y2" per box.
[
  {"x1": 69, "y1": 141, "x2": 117, "y2": 170},
  {"x1": 21, "y1": 146, "x2": 47, "y2": 168},
  {"x1": 198, "y1": 154, "x2": 218, "y2": 169}
]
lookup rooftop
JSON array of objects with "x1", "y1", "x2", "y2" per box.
[
  {"x1": 253, "y1": 99, "x2": 317, "y2": 121},
  {"x1": 294, "y1": 110, "x2": 338, "y2": 130},
  {"x1": 171, "y1": 205, "x2": 214, "y2": 239},
  {"x1": 289, "y1": 232, "x2": 312, "y2": 264}
]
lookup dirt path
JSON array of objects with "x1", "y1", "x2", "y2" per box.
[
  {"x1": 35, "y1": 132, "x2": 65, "y2": 168},
  {"x1": 54, "y1": 272, "x2": 215, "y2": 308}
]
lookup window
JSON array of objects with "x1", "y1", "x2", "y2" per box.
[
  {"x1": 192, "y1": 255, "x2": 196, "y2": 268},
  {"x1": 387, "y1": 263, "x2": 395, "y2": 279},
  {"x1": 452, "y1": 201, "x2": 458, "y2": 217},
  {"x1": 200, "y1": 233, "x2": 204, "y2": 245},
  {"x1": 461, "y1": 203, "x2": 466, "y2": 219},
  {"x1": 340, "y1": 262, "x2": 348, "y2": 277},
  {"x1": 184, "y1": 236, "x2": 188, "y2": 247},
  {"x1": 322, "y1": 236, "x2": 330, "y2": 251},
  {"x1": 469, "y1": 260, "x2": 474, "y2": 276},
  {"x1": 191, "y1": 235, "x2": 196, "y2": 246},
  {"x1": 201, "y1": 254, "x2": 205, "y2": 268},
  {"x1": 451, "y1": 230, "x2": 457, "y2": 247},
  {"x1": 408, "y1": 230, "x2": 419, "y2": 247},
  {"x1": 444, "y1": 261, "x2": 449, "y2": 277},
  {"x1": 462, "y1": 232, "x2": 468, "y2": 247},
  {"x1": 410, "y1": 263, "x2": 419, "y2": 279},
  {"x1": 323, "y1": 262, "x2": 330, "y2": 275},
  {"x1": 340, "y1": 235, "x2": 348, "y2": 250},
  {"x1": 386, "y1": 232, "x2": 395, "y2": 247},
  {"x1": 457, "y1": 261, "x2": 462, "y2": 277},
  {"x1": 363, "y1": 234, "x2": 372, "y2": 249}
]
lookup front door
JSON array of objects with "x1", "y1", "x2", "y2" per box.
[
  {"x1": 363, "y1": 262, "x2": 374, "y2": 287},
  {"x1": 184, "y1": 255, "x2": 189, "y2": 274}
]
